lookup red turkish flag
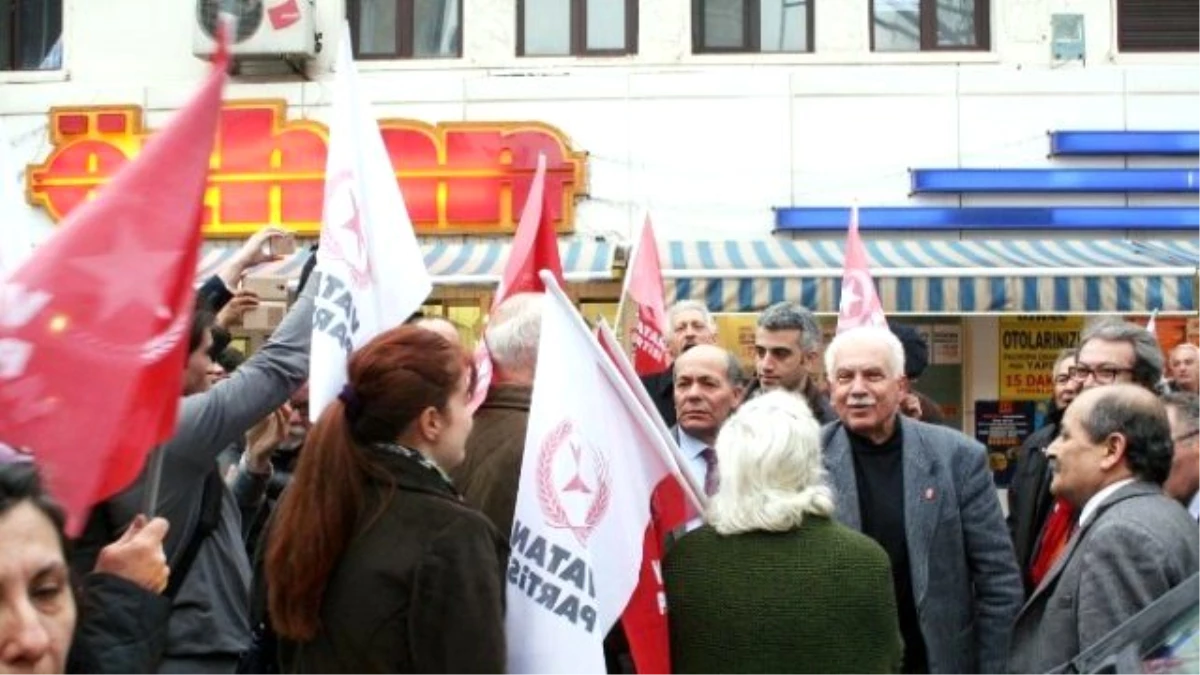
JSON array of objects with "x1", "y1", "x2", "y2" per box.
[
  {"x1": 595, "y1": 319, "x2": 703, "y2": 675},
  {"x1": 618, "y1": 215, "x2": 670, "y2": 376},
  {"x1": 469, "y1": 154, "x2": 565, "y2": 411},
  {"x1": 836, "y1": 205, "x2": 887, "y2": 334},
  {"x1": 0, "y1": 60, "x2": 226, "y2": 535}
]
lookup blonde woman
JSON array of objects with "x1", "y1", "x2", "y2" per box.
[{"x1": 663, "y1": 391, "x2": 903, "y2": 674}]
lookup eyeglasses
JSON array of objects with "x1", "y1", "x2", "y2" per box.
[
  {"x1": 1068, "y1": 364, "x2": 1135, "y2": 384},
  {"x1": 1174, "y1": 429, "x2": 1200, "y2": 445}
]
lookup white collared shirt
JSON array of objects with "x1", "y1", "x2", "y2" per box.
[
  {"x1": 1080, "y1": 478, "x2": 1136, "y2": 527},
  {"x1": 1189, "y1": 492, "x2": 1199, "y2": 521},
  {"x1": 677, "y1": 430, "x2": 713, "y2": 492}
]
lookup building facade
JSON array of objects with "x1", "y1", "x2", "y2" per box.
[{"x1": 2, "y1": 0, "x2": 1197, "y2": 461}]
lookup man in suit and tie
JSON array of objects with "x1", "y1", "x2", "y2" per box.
[
  {"x1": 672, "y1": 344, "x2": 744, "y2": 495},
  {"x1": 641, "y1": 301, "x2": 720, "y2": 427},
  {"x1": 1162, "y1": 391, "x2": 1199, "y2": 519},
  {"x1": 821, "y1": 326, "x2": 1022, "y2": 674},
  {"x1": 1007, "y1": 384, "x2": 1199, "y2": 673}
]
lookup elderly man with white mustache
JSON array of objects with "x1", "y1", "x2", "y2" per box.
[{"x1": 820, "y1": 325, "x2": 1022, "y2": 674}]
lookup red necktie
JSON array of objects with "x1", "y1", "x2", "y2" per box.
[{"x1": 1030, "y1": 497, "x2": 1077, "y2": 587}]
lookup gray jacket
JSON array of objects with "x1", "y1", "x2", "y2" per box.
[
  {"x1": 104, "y1": 276, "x2": 316, "y2": 666},
  {"x1": 1007, "y1": 481, "x2": 1200, "y2": 674},
  {"x1": 822, "y1": 416, "x2": 1024, "y2": 674}
]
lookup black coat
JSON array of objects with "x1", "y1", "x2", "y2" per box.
[
  {"x1": 640, "y1": 366, "x2": 677, "y2": 428},
  {"x1": 1006, "y1": 402, "x2": 1065, "y2": 596},
  {"x1": 68, "y1": 573, "x2": 173, "y2": 674},
  {"x1": 279, "y1": 447, "x2": 509, "y2": 673}
]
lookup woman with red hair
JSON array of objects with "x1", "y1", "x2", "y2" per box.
[{"x1": 264, "y1": 326, "x2": 506, "y2": 673}]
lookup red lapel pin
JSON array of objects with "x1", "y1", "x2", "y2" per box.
[{"x1": 923, "y1": 487, "x2": 936, "y2": 501}]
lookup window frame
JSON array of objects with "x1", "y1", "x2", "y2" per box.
[
  {"x1": 868, "y1": 0, "x2": 991, "y2": 53},
  {"x1": 346, "y1": 0, "x2": 464, "y2": 60},
  {"x1": 2, "y1": 0, "x2": 63, "y2": 72},
  {"x1": 516, "y1": 0, "x2": 639, "y2": 57},
  {"x1": 1116, "y1": 0, "x2": 1199, "y2": 53},
  {"x1": 691, "y1": 0, "x2": 815, "y2": 55}
]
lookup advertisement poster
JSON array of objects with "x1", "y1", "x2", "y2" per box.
[
  {"x1": 931, "y1": 324, "x2": 962, "y2": 365},
  {"x1": 998, "y1": 316, "x2": 1084, "y2": 400},
  {"x1": 975, "y1": 400, "x2": 1039, "y2": 487}
]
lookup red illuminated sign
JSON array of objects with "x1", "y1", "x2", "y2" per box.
[{"x1": 26, "y1": 100, "x2": 587, "y2": 238}]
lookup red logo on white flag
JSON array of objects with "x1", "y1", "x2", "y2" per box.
[
  {"x1": 837, "y1": 205, "x2": 887, "y2": 334},
  {"x1": 319, "y1": 171, "x2": 372, "y2": 289},
  {"x1": 537, "y1": 418, "x2": 612, "y2": 546}
]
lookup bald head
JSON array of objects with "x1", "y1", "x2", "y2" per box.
[
  {"x1": 1074, "y1": 383, "x2": 1173, "y2": 484},
  {"x1": 1169, "y1": 343, "x2": 1199, "y2": 393},
  {"x1": 415, "y1": 317, "x2": 462, "y2": 346},
  {"x1": 673, "y1": 345, "x2": 744, "y2": 447},
  {"x1": 676, "y1": 344, "x2": 744, "y2": 387}
]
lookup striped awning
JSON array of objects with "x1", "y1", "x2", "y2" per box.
[
  {"x1": 663, "y1": 238, "x2": 1199, "y2": 315},
  {"x1": 197, "y1": 238, "x2": 617, "y2": 286}
]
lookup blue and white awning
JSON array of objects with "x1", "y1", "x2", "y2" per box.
[
  {"x1": 197, "y1": 237, "x2": 617, "y2": 286},
  {"x1": 662, "y1": 238, "x2": 1199, "y2": 315}
]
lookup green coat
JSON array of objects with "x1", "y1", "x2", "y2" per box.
[{"x1": 663, "y1": 516, "x2": 903, "y2": 674}]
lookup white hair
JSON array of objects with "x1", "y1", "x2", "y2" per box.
[
  {"x1": 706, "y1": 390, "x2": 834, "y2": 535},
  {"x1": 667, "y1": 300, "x2": 716, "y2": 331},
  {"x1": 823, "y1": 325, "x2": 906, "y2": 382},
  {"x1": 484, "y1": 293, "x2": 544, "y2": 373}
]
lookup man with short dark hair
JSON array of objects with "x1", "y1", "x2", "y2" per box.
[
  {"x1": 1008, "y1": 384, "x2": 1199, "y2": 673},
  {"x1": 746, "y1": 301, "x2": 836, "y2": 424}
]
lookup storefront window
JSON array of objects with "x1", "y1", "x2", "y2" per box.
[
  {"x1": 871, "y1": 0, "x2": 989, "y2": 52},
  {"x1": 692, "y1": 0, "x2": 813, "y2": 54},
  {"x1": 1, "y1": 0, "x2": 62, "y2": 71},
  {"x1": 348, "y1": 0, "x2": 461, "y2": 59},
  {"x1": 518, "y1": 0, "x2": 638, "y2": 56}
]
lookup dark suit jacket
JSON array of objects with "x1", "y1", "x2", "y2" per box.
[
  {"x1": 822, "y1": 416, "x2": 1023, "y2": 674},
  {"x1": 1007, "y1": 481, "x2": 1200, "y2": 674},
  {"x1": 640, "y1": 366, "x2": 676, "y2": 427}
]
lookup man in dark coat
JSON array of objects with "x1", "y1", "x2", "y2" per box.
[
  {"x1": 640, "y1": 300, "x2": 718, "y2": 427},
  {"x1": 450, "y1": 293, "x2": 543, "y2": 539},
  {"x1": 1006, "y1": 348, "x2": 1079, "y2": 595}
]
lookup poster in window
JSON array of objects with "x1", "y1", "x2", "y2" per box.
[
  {"x1": 998, "y1": 316, "x2": 1083, "y2": 400},
  {"x1": 975, "y1": 400, "x2": 1039, "y2": 487}
]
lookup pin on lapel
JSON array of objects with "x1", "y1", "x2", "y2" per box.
[{"x1": 923, "y1": 487, "x2": 936, "y2": 501}]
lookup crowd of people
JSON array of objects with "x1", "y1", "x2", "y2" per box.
[{"x1": 2, "y1": 225, "x2": 1198, "y2": 674}]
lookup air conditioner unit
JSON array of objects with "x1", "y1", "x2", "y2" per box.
[{"x1": 193, "y1": 0, "x2": 316, "y2": 60}]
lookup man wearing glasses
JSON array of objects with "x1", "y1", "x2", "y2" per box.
[
  {"x1": 1022, "y1": 319, "x2": 1164, "y2": 595},
  {"x1": 1070, "y1": 318, "x2": 1164, "y2": 393}
]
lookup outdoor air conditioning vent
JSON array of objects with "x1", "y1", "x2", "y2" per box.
[
  {"x1": 193, "y1": 0, "x2": 316, "y2": 60},
  {"x1": 197, "y1": 0, "x2": 264, "y2": 43}
]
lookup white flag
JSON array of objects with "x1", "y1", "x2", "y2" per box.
[
  {"x1": 309, "y1": 23, "x2": 432, "y2": 420},
  {"x1": 0, "y1": 119, "x2": 37, "y2": 279},
  {"x1": 506, "y1": 271, "x2": 685, "y2": 673}
]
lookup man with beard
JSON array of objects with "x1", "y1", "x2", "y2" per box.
[
  {"x1": 743, "y1": 302, "x2": 837, "y2": 424},
  {"x1": 640, "y1": 301, "x2": 719, "y2": 427}
]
